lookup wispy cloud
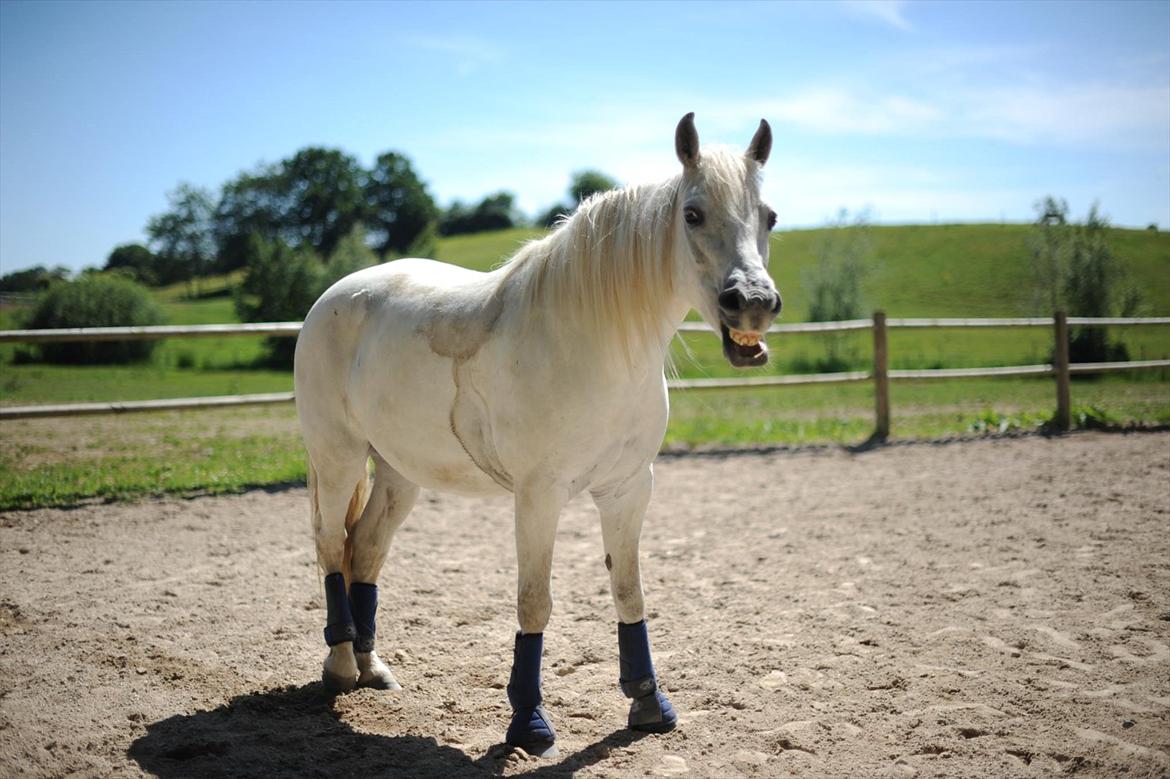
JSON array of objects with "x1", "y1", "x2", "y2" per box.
[
  {"x1": 839, "y1": 0, "x2": 912, "y2": 31},
  {"x1": 399, "y1": 33, "x2": 501, "y2": 76}
]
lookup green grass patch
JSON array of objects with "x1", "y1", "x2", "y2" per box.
[{"x1": 0, "y1": 406, "x2": 305, "y2": 509}]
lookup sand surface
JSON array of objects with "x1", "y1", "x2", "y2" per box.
[{"x1": 1, "y1": 432, "x2": 1168, "y2": 778}]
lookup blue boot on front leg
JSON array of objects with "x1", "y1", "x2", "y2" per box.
[
  {"x1": 505, "y1": 632, "x2": 558, "y2": 757},
  {"x1": 618, "y1": 620, "x2": 678, "y2": 733}
]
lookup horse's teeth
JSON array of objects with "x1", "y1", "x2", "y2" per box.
[{"x1": 730, "y1": 329, "x2": 762, "y2": 347}]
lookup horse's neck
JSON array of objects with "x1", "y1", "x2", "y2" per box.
[{"x1": 501, "y1": 182, "x2": 685, "y2": 379}]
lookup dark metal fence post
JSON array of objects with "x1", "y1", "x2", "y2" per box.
[
  {"x1": 873, "y1": 311, "x2": 890, "y2": 441},
  {"x1": 1054, "y1": 311, "x2": 1071, "y2": 431}
]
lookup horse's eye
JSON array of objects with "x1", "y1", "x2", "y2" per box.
[
  {"x1": 684, "y1": 207, "x2": 703, "y2": 227},
  {"x1": 766, "y1": 210, "x2": 777, "y2": 230}
]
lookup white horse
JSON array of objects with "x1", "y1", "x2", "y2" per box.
[{"x1": 293, "y1": 113, "x2": 781, "y2": 756}]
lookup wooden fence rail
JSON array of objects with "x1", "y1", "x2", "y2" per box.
[{"x1": 2, "y1": 314, "x2": 1168, "y2": 435}]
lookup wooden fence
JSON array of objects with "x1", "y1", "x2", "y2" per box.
[{"x1": 2, "y1": 313, "x2": 1168, "y2": 438}]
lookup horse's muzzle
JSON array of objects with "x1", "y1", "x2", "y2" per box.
[{"x1": 718, "y1": 283, "x2": 781, "y2": 368}]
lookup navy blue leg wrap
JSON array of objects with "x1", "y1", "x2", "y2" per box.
[
  {"x1": 323, "y1": 572, "x2": 357, "y2": 646},
  {"x1": 349, "y1": 582, "x2": 377, "y2": 653},
  {"x1": 505, "y1": 632, "x2": 556, "y2": 751},
  {"x1": 618, "y1": 620, "x2": 677, "y2": 733}
]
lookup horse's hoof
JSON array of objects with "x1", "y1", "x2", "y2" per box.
[
  {"x1": 505, "y1": 705, "x2": 558, "y2": 757},
  {"x1": 321, "y1": 669, "x2": 357, "y2": 693},
  {"x1": 357, "y1": 672, "x2": 402, "y2": 691},
  {"x1": 356, "y1": 652, "x2": 402, "y2": 690},
  {"x1": 629, "y1": 690, "x2": 677, "y2": 733}
]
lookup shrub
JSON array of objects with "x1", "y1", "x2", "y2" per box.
[
  {"x1": 235, "y1": 227, "x2": 375, "y2": 366},
  {"x1": 25, "y1": 275, "x2": 164, "y2": 364},
  {"x1": 803, "y1": 209, "x2": 873, "y2": 370}
]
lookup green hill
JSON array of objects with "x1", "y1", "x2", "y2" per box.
[{"x1": 431, "y1": 223, "x2": 1170, "y2": 319}]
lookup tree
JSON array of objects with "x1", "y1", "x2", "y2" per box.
[
  {"x1": 234, "y1": 225, "x2": 375, "y2": 366},
  {"x1": 803, "y1": 209, "x2": 872, "y2": 370},
  {"x1": 279, "y1": 147, "x2": 367, "y2": 258},
  {"x1": 147, "y1": 183, "x2": 216, "y2": 289},
  {"x1": 536, "y1": 169, "x2": 619, "y2": 228},
  {"x1": 104, "y1": 243, "x2": 157, "y2": 285},
  {"x1": 569, "y1": 169, "x2": 618, "y2": 206},
  {"x1": 0, "y1": 265, "x2": 69, "y2": 293},
  {"x1": 213, "y1": 166, "x2": 287, "y2": 273},
  {"x1": 438, "y1": 191, "x2": 521, "y2": 236},
  {"x1": 1028, "y1": 198, "x2": 1140, "y2": 363},
  {"x1": 365, "y1": 151, "x2": 438, "y2": 259}
]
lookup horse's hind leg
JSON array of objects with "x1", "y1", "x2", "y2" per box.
[
  {"x1": 345, "y1": 452, "x2": 419, "y2": 690},
  {"x1": 307, "y1": 449, "x2": 371, "y2": 692}
]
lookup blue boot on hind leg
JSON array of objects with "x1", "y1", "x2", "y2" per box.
[
  {"x1": 321, "y1": 572, "x2": 358, "y2": 692},
  {"x1": 505, "y1": 632, "x2": 558, "y2": 757},
  {"x1": 618, "y1": 620, "x2": 677, "y2": 733}
]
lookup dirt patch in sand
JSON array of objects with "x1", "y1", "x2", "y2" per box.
[{"x1": 1, "y1": 432, "x2": 1167, "y2": 778}]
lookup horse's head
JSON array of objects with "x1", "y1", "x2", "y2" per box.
[{"x1": 674, "y1": 112, "x2": 781, "y2": 368}]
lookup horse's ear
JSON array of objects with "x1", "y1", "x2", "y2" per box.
[
  {"x1": 746, "y1": 119, "x2": 772, "y2": 166},
  {"x1": 675, "y1": 112, "x2": 700, "y2": 168}
]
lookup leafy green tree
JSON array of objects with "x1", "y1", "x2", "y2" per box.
[
  {"x1": 25, "y1": 275, "x2": 163, "y2": 364},
  {"x1": 536, "y1": 169, "x2": 619, "y2": 228},
  {"x1": 104, "y1": 243, "x2": 157, "y2": 285},
  {"x1": 147, "y1": 183, "x2": 216, "y2": 288},
  {"x1": 569, "y1": 169, "x2": 618, "y2": 206},
  {"x1": 365, "y1": 151, "x2": 438, "y2": 259},
  {"x1": 439, "y1": 191, "x2": 520, "y2": 236},
  {"x1": 1029, "y1": 198, "x2": 1140, "y2": 363},
  {"x1": 279, "y1": 147, "x2": 367, "y2": 258},
  {"x1": 0, "y1": 265, "x2": 69, "y2": 293},
  {"x1": 213, "y1": 166, "x2": 287, "y2": 272},
  {"x1": 235, "y1": 225, "x2": 374, "y2": 366},
  {"x1": 536, "y1": 203, "x2": 571, "y2": 228}
]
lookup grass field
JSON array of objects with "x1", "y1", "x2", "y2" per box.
[{"x1": 2, "y1": 222, "x2": 1168, "y2": 509}]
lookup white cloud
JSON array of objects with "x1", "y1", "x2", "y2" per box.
[
  {"x1": 962, "y1": 83, "x2": 1170, "y2": 149},
  {"x1": 399, "y1": 33, "x2": 501, "y2": 76},
  {"x1": 758, "y1": 89, "x2": 943, "y2": 135},
  {"x1": 839, "y1": 0, "x2": 912, "y2": 31}
]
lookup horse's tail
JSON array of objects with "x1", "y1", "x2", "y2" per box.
[
  {"x1": 307, "y1": 455, "x2": 370, "y2": 586},
  {"x1": 340, "y1": 466, "x2": 368, "y2": 585}
]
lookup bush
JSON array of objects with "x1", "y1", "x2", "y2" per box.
[
  {"x1": 25, "y1": 275, "x2": 164, "y2": 364},
  {"x1": 1029, "y1": 198, "x2": 1140, "y2": 365},
  {"x1": 803, "y1": 209, "x2": 873, "y2": 369},
  {"x1": 235, "y1": 227, "x2": 375, "y2": 366}
]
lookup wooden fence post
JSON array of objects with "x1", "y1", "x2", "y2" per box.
[
  {"x1": 873, "y1": 311, "x2": 890, "y2": 441},
  {"x1": 1054, "y1": 310, "x2": 1071, "y2": 431}
]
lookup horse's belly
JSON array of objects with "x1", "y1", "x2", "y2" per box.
[
  {"x1": 372, "y1": 433, "x2": 509, "y2": 497},
  {"x1": 352, "y1": 355, "x2": 510, "y2": 498}
]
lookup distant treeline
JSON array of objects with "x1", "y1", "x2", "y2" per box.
[{"x1": 0, "y1": 148, "x2": 618, "y2": 293}]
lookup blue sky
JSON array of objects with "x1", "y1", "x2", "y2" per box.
[{"x1": 1, "y1": 0, "x2": 1168, "y2": 273}]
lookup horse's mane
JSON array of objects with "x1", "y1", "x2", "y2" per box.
[{"x1": 502, "y1": 146, "x2": 756, "y2": 369}]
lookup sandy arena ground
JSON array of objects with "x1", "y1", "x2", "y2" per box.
[{"x1": 1, "y1": 431, "x2": 1168, "y2": 778}]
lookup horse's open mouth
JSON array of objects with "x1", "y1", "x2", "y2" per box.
[{"x1": 721, "y1": 323, "x2": 769, "y2": 368}]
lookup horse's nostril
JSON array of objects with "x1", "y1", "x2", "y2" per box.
[
  {"x1": 771, "y1": 293, "x2": 783, "y2": 315},
  {"x1": 718, "y1": 289, "x2": 743, "y2": 312}
]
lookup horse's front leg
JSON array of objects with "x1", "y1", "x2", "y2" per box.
[
  {"x1": 592, "y1": 466, "x2": 677, "y2": 733},
  {"x1": 504, "y1": 481, "x2": 566, "y2": 757}
]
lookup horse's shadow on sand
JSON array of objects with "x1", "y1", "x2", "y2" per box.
[{"x1": 128, "y1": 683, "x2": 644, "y2": 778}]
